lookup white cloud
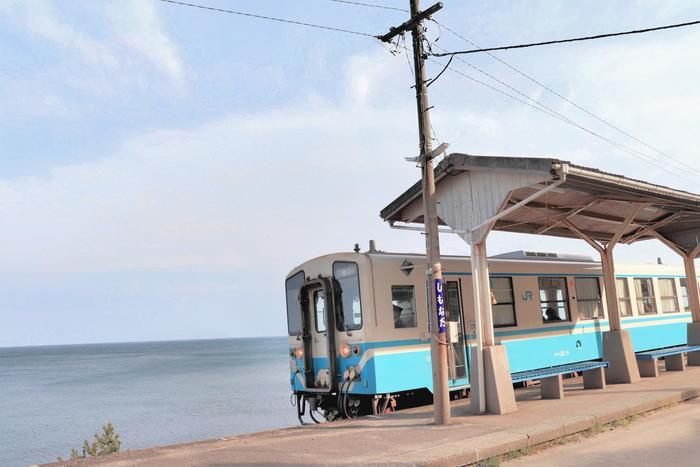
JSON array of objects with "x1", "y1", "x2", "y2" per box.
[
  {"x1": 105, "y1": 0, "x2": 184, "y2": 85},
  {"x1": 0, "y1": 0, "x2": 117, "y2": 67}
]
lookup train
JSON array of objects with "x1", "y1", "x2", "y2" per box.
[{"x1": 285, "y1": 244, "x2": 693, "y2": 423}]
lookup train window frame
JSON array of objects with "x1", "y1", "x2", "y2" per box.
[
  {"x1": 634, "y1": 277, "x2": 658, "y2": 314},
  {"x1": 538, "y1": 276, "x2": 571, "y2": 323},
  {"x1": 391, "y1": 285, "x2": 418, "y2": 329},
  {"x1": 575, "y1": 277, "x2": 603, "y2": 320},
  {"x1": 445, "y1": 281, "x2": 463, "y2": 324},
  {"x1": 616, "y1": 278, "x2": 633, "y2": 317},
  {"x1": 332, "y1": 261, "x2": 363, "y2": 332},
  {"x1": 285, "y1": 270, "x2": 305, "y2": 336},
  {"x1": 313, "y1": 289, "x2": 327, "y2": 333},
  {"x1": 658, "y1": 278, "x2": 680, "y2": 313},
  {"x1": 489, "y1": 276, "x2": 517, "y2": 328},
  {"x1": 680, "y1": 278, "x2": 691, "y2": 312}
]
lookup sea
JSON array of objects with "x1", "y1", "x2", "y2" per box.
[{"x1": 0, "y1": 337, "x2": 298, "y2": 467}]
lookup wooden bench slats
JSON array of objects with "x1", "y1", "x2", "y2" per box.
[
  {"x1": 636, "y1": 345, "x2": 700, "y2": 360},
  {"x1": 511, "y1": 360, "x2": 609, "y2": 384}
]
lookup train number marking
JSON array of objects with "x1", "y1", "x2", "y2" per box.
[{"x1": 522, "y1": 291, "x2": 533, "y2": 301}]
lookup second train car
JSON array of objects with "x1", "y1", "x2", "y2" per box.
[{"x1": 285, "y1": 245, "x2": 693, "y2": 422}]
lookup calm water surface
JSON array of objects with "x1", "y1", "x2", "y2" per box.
[{"x1": 0, "y1": 337, "x2": 297, "y2": 466}]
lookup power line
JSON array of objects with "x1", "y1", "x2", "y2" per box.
[
  {"x1": 426, "y1": 42, "x2": 698, "y2": 180},
  {"x1": 415, "y1": 51, "x2": 697, "y2": 184},
  {"x1": 434, "y1": 21, "x2": 700, "y2": 177},
  {"x1": 432, "y1": 19, "x2": 700, "y2": 56},
  {"x1": 327, "y1": 0, "x2": 407, "y2": 12},
  {"x1": 158, "y1": 0, "x2": 378, "y2": 37}
]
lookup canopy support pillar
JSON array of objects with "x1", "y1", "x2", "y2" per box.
[
  {"x1": 469, "y1": 238, "x2": 516, "y2": 415},
  {"x1": 683, "y1": 252, "x2": 700, "y2": 365},
  {"x1": 562, "y1": 208, "x2": 642, "y2": 384}
]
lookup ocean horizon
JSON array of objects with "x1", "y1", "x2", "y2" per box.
[{"x1": 0, "y1": 336, "x2": 297, "y2": 467}]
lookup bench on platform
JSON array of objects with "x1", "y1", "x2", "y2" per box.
[
  {"x1": 511, "y1": 360, "x2": 609, "y2": 399},
  {"x1": 635, "y1": 345, "x2": 700, "y2": 377}
]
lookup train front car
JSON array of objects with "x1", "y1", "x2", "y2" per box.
[
  {"x1": 286, "y1": 252, "x2": 372, "y2": 423},
  {"x1": 285, "y1": 249, "x2": 461, "y2": 423}
]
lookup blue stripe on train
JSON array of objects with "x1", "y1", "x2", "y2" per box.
[{"x1": 291, "y1": 315, "x2": 692, "y2": 393}]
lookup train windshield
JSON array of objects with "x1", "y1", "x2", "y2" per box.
[
  {"x1": 286, "y1": 271, "x2": 305, "y2": 335},
  {"x1": 333, "y1": 262, "x2": 362, "y2": 331}
]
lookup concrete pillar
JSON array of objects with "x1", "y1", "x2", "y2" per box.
[
  {"x1": 666, "y1": 354, "x2": 686, "y2": 372},
  {"x1": 540, "y1": 374, "x2": 564, "y2": 399},
  {"x1": 474, "y1": 241, "x2": 495, "y2": 347},
  {"x1": 469, "y1": 239, "x2": 516, "y2": 415},
  {"x1": 583, "y1": 367, "x2": 606, "y2": 389},
  {"x1": 684, "y1": 255, "x2": 700, "y2": 323},
  {"x1": 604, "y1": 330, "x2": 641, "y2": 383},
  {"x1": 599, "y1": 248, "x2": 641, "y2": 384},
  {"x1": 682, "y1": 252, "x2": 700, "y2": 364},
  {"x1": 637, "y1": 358, "x2": 659, "y2": 378}
]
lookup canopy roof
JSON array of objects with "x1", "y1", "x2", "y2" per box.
[{"x1": 380, "y1": 154, "x2": 700, "y2": 255}]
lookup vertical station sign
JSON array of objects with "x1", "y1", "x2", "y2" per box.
[{"x1": 435, "y1": 278, "x2": 446, "y2": 334}]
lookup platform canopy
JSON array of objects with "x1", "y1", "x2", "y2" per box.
[{"x1": 380, "y1": 154, "x2": 700, "y2": 254}]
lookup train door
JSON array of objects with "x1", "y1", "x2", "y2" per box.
[
  {"x1": 300, "y1": 279, "x2": 337, "y2": 392},
  {"x1": 446, "y1": 280, "x2": 469, "y2": 384}
]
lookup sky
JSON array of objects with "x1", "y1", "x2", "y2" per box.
[{"x1": 1, "y1": 0, "x2": 700, "y2": 347}]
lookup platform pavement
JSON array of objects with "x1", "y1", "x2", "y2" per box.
[{"x1": 45, "y1": 365, "x2": 700, "y2": 466}]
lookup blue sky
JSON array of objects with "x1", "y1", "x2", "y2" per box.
[{"x1": 2, "y1": 0, "x2": 700, "y2": 347}]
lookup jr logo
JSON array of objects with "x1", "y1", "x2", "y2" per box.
[{"x1": 522, "y1": 291, "x2": 533, "y2": 301}]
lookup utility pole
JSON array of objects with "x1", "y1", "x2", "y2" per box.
[{"x1": 379, "y1": 1, "x2": 450, "y2": 425}]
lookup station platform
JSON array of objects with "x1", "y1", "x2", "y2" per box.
[{"x1": 47, "y1": 365, "x2": 700, "y2": 466}]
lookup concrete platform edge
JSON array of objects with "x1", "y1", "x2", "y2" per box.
[{"x1": 425, "y1": 387, "x2": 700, "y2": 466}]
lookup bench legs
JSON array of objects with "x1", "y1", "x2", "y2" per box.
[
  {"x1": 666, "y1": 354, "x2": 686, "y2": 371},
  {"x1": 583, "y1": 366, "x2": 606, "y2": 389},
  {"x1": 637, "y1": 358, "x2": 659, "y2": 377},
  {"x1": 541, "y1": 374, "x2": 564, "y2": 399}
]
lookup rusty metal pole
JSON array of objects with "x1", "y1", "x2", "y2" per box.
[{"x1": 409, "y1": 0, "x2": 450, "y2": 425}]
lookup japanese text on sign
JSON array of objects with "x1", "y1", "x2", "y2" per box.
[{"x1": 435, "y1": 278, "x2": 446, "y2": 334}]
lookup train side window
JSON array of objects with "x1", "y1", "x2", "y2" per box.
[
  {"x1": 539, "y1": 277, "x2": 570, "y2": 322},
  {"x1": 333, "y1": 262, "x2": 363, "y2": 331},
  {"x1": 634, "y1": 278, "x2": 657, "y2": 314},
  {"x1": 575, "y1": 277, "x2": 602, "y2": 319},
  {"x1": 285, "y1": 271, "x2": 305, "y2": 336},
  {"x1": 445, "y1": 281, "x2": 462, "y2": 323},
  {"x1": 391, "y1": 285, "x2": 417, "y2": 328},
  {"x1": 313, "y1": 289, "x2": 327, "y2": 332},
  {"x1": 489, "y1": 277, "x2": 516, "y2": 327},
  {"x1": 616, "y1": 278, "x2": 633, "y2": 316},
  {"x1": 659, "y1": 278, "x2": 680, "y2": 313},
  {"x1": 680, "y1": 278, "x2": 691, "y2": 312}
]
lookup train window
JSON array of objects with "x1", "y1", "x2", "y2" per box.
[
  {"x1": 333, "y1": 262, "x2": 362, "y2": 331},
  {"x1": 658, "y1": 279, "x2": 680, "y2": 313},
  {"x1": 616, "y1": 278, "x2": 633, "y2": 316},
  {"x1": 680, "y1": 279, "x2": 691, "y2": 312},
  {"x1": 446, "y1": 282, "x2": 462, "y2": 323},
  {"x1": 539, "y1": 277, "x2": 570, "y2": 322},
  {"x1": 285, "y1": 271, "x2": 305, "y2": 336},
  {"x1": 575, "y1": 277, "x2": 603, "y2": 319},
  {"x1": 634, "y1": 278, "x2": 657, "y2": 314},
  {"x1": 391, "y1": 286, "x2": 417, "y2": 328},
  {"x1": 489, "y1": 277, "x2": 516, "y2": 327},
  {"x1": 313, "y1": 289, "x2": 327, "y2": 332}
]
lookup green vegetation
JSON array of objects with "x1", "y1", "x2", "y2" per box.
[{"x1": 64, "y1": 423, "x2": 121, "y2": 460}]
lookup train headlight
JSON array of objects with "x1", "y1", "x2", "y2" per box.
[
  {"x1": 340, "y1": 343, "x2": 351, "y2": 358},
  {"x1": 295, "y1": 347, "x2": 304, "y2": 359}
]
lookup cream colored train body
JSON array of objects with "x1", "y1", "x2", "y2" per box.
[{"x1": 285, "y1": 249, "x2": 691, "y2": 421}]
